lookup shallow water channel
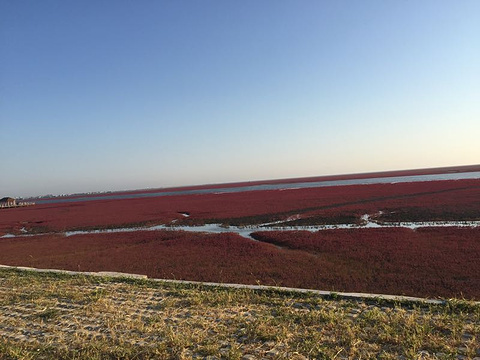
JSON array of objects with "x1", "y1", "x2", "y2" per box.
[
  {"x1": 64, "y1": 218, "x2": 480, "y2": 240},
  {"x1": 3, "y1": 217, "x2": 478, "y2": 241}
]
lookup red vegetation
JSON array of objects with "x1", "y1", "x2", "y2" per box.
[
  {"x1": 250, "y1": 228, "x2": 480, "y2": 299},
  {"x1": 0, "y1": 231, "x2": 319, "y2": 288},
  {"x1": 0, "y1": 228, "x2": 479, "y2": 299},
  {"x1": 1, "y1": 179, "x2": 479, "y2": 236},
  {"x1": 1, "y1": 176, "x2": 478, "y2": 299}
]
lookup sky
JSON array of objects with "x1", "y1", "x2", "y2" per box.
[{"x1": 1, "y1": 1, "x2": 479, "y2": 197}]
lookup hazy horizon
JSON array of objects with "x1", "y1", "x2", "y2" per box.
[
  {"x1": 2, "y1": 1, "x2": 479, "y2": 197},
  {"x1": 10, "y1": 163, "x2": 480, "y2": 199}
]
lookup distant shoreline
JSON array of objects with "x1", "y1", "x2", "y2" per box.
[{"x1": 29, "y1": 165, "x2": 480, "y2": 205}]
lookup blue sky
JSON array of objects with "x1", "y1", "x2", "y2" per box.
[{"x1": 1, "y1": 1, "x2": 479, "y2": 197}]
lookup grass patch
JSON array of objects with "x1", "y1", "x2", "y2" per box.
[{"x1": 0, "y1": 268, "x2": 478, "y2": 359}]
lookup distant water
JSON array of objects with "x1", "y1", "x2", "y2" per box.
[{"x1": 35, "y1": 171, "x2": 480, "y2": 205}]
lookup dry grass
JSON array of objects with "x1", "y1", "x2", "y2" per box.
[{"x1": 0, "y1": 269, "x2": 479, "y2": 360}]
